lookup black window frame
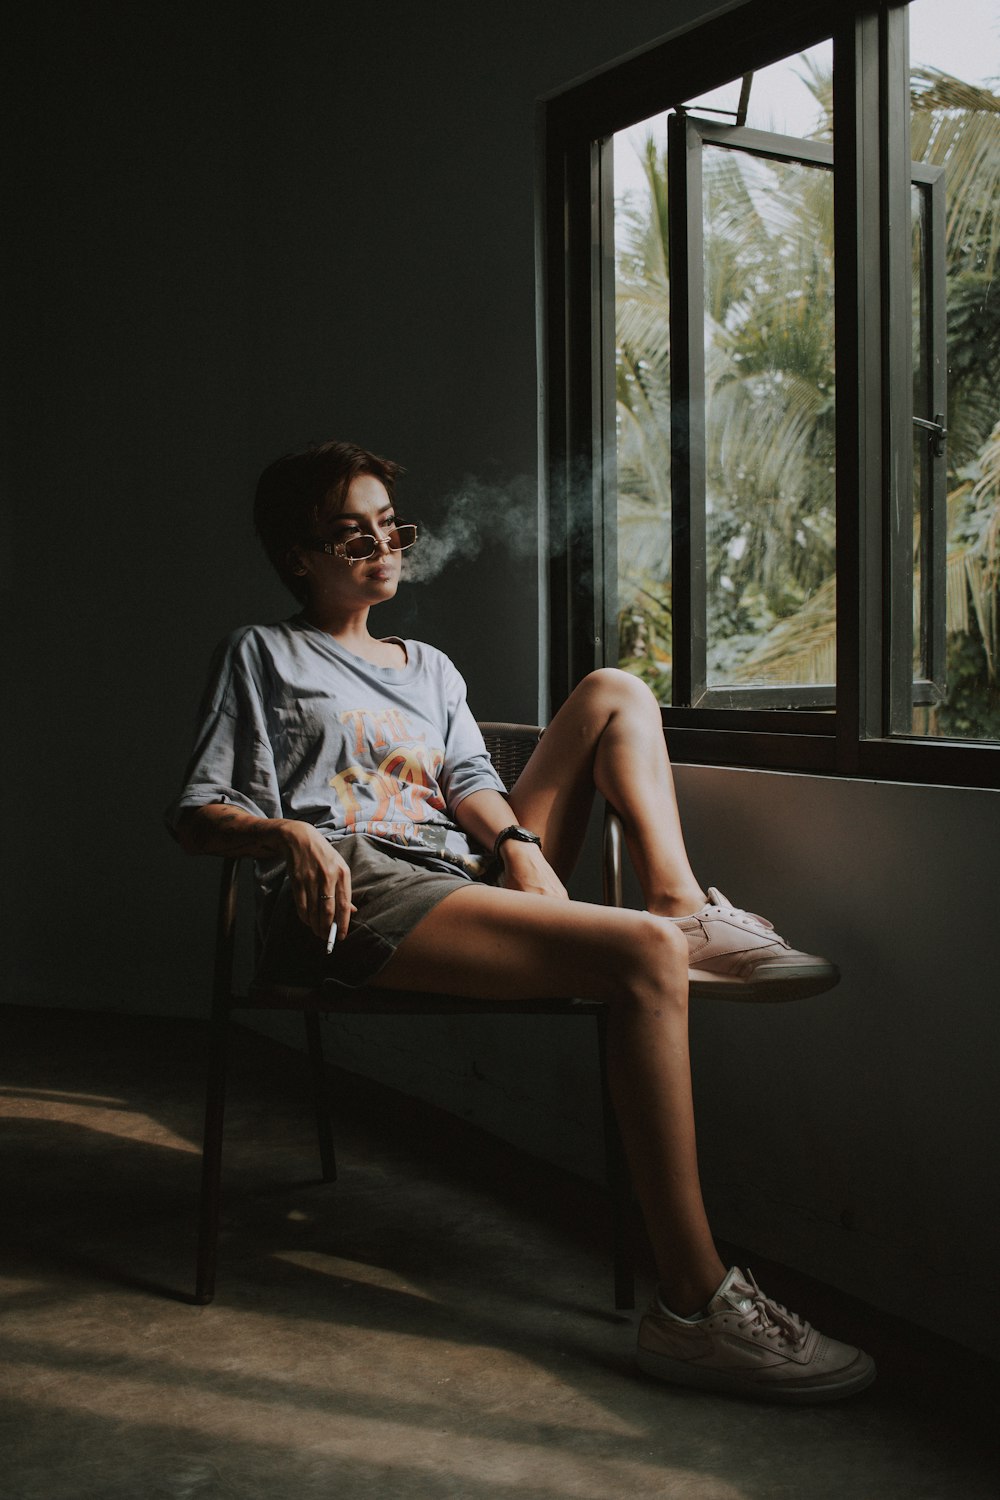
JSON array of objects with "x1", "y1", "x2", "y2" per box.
[
  {"x1": 668, "y1": 113, "x2": 838, "y2": 715},
  {"x1": 539, "y1": 0, "x2": 999, "y2": 789}
]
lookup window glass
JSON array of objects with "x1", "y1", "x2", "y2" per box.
[
  {"x1": 907, "y1": 0, "x2": 1000, "y2": 740},
  {"x1": 701, "y1": 143, "x2": 835, "y2": 694},
  {"x1": 615, "y1": 120, "x2": 674, "y2": 700},
  {"x1": 614, "y1": 42, "x2": 836, "y2": 704}
]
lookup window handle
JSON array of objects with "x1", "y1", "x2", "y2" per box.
[{"x1": 912, "y1": 413, "x2": 947, "y2": 458}]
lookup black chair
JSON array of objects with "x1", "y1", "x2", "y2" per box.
[{"x1": 195, "y1": 722, "x2": 634, "y2": 1309}]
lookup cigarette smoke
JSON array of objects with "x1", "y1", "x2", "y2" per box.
[{"x1": 401, "y1": 473, "x2": 541, "y2": 584}]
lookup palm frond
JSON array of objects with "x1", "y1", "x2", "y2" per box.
[
  {"x1": 729, "y1": 575, "x2": 836, "y2": 685},
  {"x1": 911, "y1": 67, "x2": 1000, "y2": 273}
]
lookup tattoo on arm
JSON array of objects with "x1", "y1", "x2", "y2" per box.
[{"x1": 182, "y1": 806, "x2": 281, "y2": 858}]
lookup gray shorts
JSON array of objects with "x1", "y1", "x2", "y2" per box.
[{"x1": 256, "y1": 834, "x2": 490, "y2": 992}]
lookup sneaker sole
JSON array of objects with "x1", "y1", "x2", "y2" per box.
[
  {"x1": 688, "y1": 962, "x2": 840, "y2": 1003},
  {"x1": 636, "y1": 1344, "x2": 876, "y2": 1404}
]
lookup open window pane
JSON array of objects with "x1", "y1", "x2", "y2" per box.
[
  {"x1": 910, "y1": 172, "x2": 948, "y2": 700},
  {"x1": 906, "y1": 0, "x2": 1000, "y2": 741},
  {"x1": 615, "y1": 123, "x2": 674, "y2": 701},
  {"x1": 614, "y1": 41, "x2": 837, "y2": 709},
  {"x1": 701, "y1": 143, "x2": 836, "y2": 697}
]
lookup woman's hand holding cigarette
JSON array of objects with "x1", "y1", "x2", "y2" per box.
[{"x1": 275, "y1": 821, "x2": 356, "y2": 944}]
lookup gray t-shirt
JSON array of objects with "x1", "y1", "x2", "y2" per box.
[{"x1": 166, "y1": 616, "x2": 506, "y2": 891}]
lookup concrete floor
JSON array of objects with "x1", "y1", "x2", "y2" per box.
[{"x1": 2, "y1": 1007, "x2": 997, "y2": 1500}]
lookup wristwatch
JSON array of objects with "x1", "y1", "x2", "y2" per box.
[{"x1": 493, "y1": 824, "x2": 543, "y2": 860}]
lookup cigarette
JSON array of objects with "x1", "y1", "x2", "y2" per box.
[{"x1": 326, "y1": 921, "x2": 337, "y2": 956}]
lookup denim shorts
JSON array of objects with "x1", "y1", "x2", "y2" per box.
[{"x1": 255, "y1": 834, "x2": 489, "y2": 992}]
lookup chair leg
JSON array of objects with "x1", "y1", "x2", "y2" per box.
[
  {"x1": 597, "y1": 1010, "x2": 635, "y2": 1311},
  {"x1": 304, "y1": 1012, "x2": 337, "y2": 1182},
  {"x1": 195, "y1": 1006, "x2": 231, "y2": 1305}
]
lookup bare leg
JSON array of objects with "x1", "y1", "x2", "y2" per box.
[
  {"x1": 376, "y1": 885, "x2": 727, "y2": 1315},
  {"x1": 509, "y1": 669, "x2": 705, "y2": 917}
]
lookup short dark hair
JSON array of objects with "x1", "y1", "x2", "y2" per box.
[{"x1": 253, "y1": 440, "x2": 405, "y2": 602}]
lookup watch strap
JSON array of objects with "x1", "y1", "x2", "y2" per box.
[{"x1": 493, "y1": 824, "x2": 543, "y2": 860}]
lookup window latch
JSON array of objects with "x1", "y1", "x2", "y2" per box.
[{"x1": 912, "y1": 413, "x2": 947, "y2": 458}]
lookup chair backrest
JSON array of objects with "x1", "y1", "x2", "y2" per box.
[{"x1": 478, "y1": 722, "x2": 542, "y2": 793}]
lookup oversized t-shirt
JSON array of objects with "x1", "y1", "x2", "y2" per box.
[{"x1": 165, "y1": 616, "x2": 507, "y2": 897}]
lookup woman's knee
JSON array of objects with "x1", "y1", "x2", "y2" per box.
[
  {"x1": 573, "y1": 667, "x2": 661, "y2": 722},
  {"x1": 578, "y1": 669, "x2": 656, "y2": 708},
  {"x1": 612, "y1": 913, "x2": 689, "y2": 1010}
]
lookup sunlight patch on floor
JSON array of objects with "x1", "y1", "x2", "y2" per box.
[
  {"x1": 3, "y1": 1352, "x2": 750, "y2": 1498},
  {"x1": 0, "y1": 1090, "x2": 198, "y2": 1153},
  {"x1": 271, "y1": 1250, "x2": 438, "y2": 1299}
]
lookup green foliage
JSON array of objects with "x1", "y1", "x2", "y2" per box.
[
  {"x1": 618, "y1": 582, "x2": 673, "y2": 701},
  {"x1": 925, "y1": 624, "x2": 1000, "y2": 740},
  {"x1": 616, "y1": 55, "x2": 1000, "y2": 734}
]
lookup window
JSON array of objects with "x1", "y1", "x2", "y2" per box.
[{"x1": 541, "y1": 0, "x2": 999, "y2": 787}]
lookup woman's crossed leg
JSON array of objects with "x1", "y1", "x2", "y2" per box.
[
  {"x1": 509, "y1": 668, "x2": 838, "y2": 999},
  {"x1": 376, "y1": 670, "x2": 874, "y2": 1401},
  {"x1": 377, "y1": 882, "x2": 726, "y2": 1317}
]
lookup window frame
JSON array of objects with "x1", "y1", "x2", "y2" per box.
[
  {"x1": 909, "y1": 161, "x2": 949, "y2": 706},
  {"x1": 668, "y1": 114, "x2": 838, "y2": 713},
  {"x1": 539, "y1": 0, "x2": 999, "y2": 789}
]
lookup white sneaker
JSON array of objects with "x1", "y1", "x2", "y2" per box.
[
  {"x1": 637, "y1": 1267, "x2": 876, "y2": 1403},
  {"x1": 674, "y1": 888, "x2": 839, "y2": 1002}
]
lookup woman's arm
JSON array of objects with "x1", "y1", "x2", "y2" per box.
[
  {"x1": 453, "y1": 789, "x2": 568, "y2": 900},
  {"x1": 176, "y1": 804, "x2": 355, "y2": 940},
  {"x1": 176, "y1": 803, "x2": 292, "y2": 858}
]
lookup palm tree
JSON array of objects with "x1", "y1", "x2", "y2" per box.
[
  {"x1": 616, "y1": 75, "x2": 839, "y2": 694},
  {"x1": 616, "y1": 61, "x2": 1000, "y2": 733}
]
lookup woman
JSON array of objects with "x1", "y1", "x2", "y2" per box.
[{"x1": 168, "y1": 439, "x2": 874, "y2": 1403}]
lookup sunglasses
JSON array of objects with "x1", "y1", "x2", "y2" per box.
[{"x1": 304, "y1": 522, "x2": 419, "y2": 565}]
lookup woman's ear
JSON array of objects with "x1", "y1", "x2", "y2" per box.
[{"x1": 287, "y1": 546, "x2": 308, "y2": 578}]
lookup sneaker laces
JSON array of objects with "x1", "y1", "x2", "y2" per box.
[
  {"x1": 736, "y1": 1272, "x2": 810, "y2": 1350},
  {"x1": 707, "y1": 890, "x2": 775, "y2": 936}
]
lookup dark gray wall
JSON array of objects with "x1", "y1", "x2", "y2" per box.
[{"x1": 4, "y1": 0, "x2": 730, "y2": 1008}]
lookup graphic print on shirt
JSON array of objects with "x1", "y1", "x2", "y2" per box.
[{"x1": 329, "y1": 706, "x2": 448, "y2": 843}]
